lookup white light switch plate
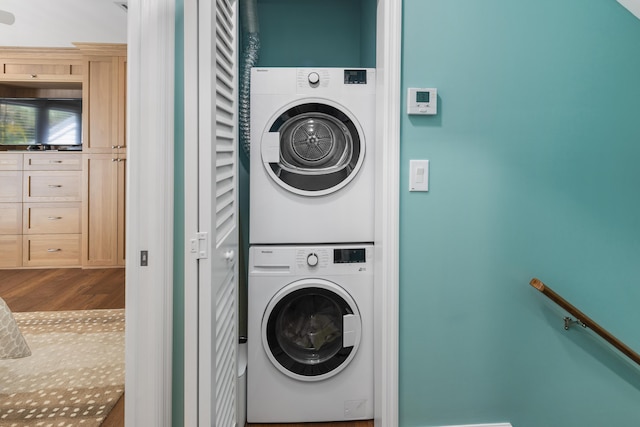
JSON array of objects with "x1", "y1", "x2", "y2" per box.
[{"x1": 409, "y1": 159, "x2": 429, "y2": 192}]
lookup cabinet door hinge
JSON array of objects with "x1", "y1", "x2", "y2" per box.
[{"x1": 190, "y1": 232, "x2": 208, "y2": 259}]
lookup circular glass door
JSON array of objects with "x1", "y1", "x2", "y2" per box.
[
  {"x1": 261, "y1": 101, "x2": 366, "y2": 196},
  {"x1": 262, "y1": 279, "x2": 362, "y2": 381}
]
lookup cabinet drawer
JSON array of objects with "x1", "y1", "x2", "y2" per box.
[
  {"x1": 0, "y1": 235, "x2": 21, "y2": 268},
  {"x1": 0, "y1": 171, "x2": 22, "y2": 202},
  {"x1": 0, "y1": 153, "x2": 23, "y2": 170},
  {"x1": 0, "y1": 203, "x2": 22, "y2": 234},
  {"x1": 1, "y1": 60, "x2": 83, "y2": 82},
  {"x1": 23, "y1": 234, "x2": 81, "y2": 267},
  {"x1": 24, "y1": 171, "x2": 81, "y2": 201},
  {"x1": 23, "y1": 203, "x2": 81, "y2": 234},
  {"x1": 24, "y1": 154, "x2": 82, "y2": 171}
]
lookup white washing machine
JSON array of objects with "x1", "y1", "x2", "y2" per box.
[
  {"x1": 250, "y1": 67, "x2": 376, "y2": 245},
  {"x1": 247, "y1": 244, "x2": 374, "y2": 423}
]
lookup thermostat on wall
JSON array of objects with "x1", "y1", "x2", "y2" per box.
[{"x1": 407, "y1": 87, "x2": 437, "y2": 115}]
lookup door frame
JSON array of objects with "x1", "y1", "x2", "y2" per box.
[
  {"x1": 374, "y1": 0, "x2": 402, "y2": 425},
  {"x1": 124, "y1": 0, "x2": 176, "y2": 425},
  {"x1": 125, "y1": 0, "x2": 402, "y2": 426}
]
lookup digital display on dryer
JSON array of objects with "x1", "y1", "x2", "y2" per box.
[
  {"x1": 344, "y1": 69, "x2": 367, "y2": 84},
  {"x1": 334, "y1": 248, "x2": 366, "y2": 263}
]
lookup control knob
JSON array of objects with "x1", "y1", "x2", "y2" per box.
[
  {"x1": 308, "y1": 72, "x2": 320, "y2": 85},
  {"x1": 306, "y1": 253, "x2": 319, "y2": 267}
]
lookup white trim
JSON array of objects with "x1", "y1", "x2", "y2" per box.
[
  {"x1": 125, "y1": 0, "x2": 176, "y2": 426},
  {"x1": 618, "y1": 0, "x2": 640, "y2": 19},
  {"x1": 375, "y1": 0, "x2": 402, "y2": 426},
  {"x1": 436, "y1": 424, "x2": 513, "y2": 427}
]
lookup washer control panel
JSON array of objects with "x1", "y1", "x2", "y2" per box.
[
  {"x1": 294, "y1": 246, "x2": 371, "y2": 272},
  {"x1": 251, "y1": 246, "x2": 373, "y2": 275},
  {"x1": 343, "y1": 69, "x2": 368, "y2": 84}
]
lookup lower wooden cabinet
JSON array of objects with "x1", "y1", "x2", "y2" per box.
[
  {"x1": 0, "y1": 170, "x2": 22, "y2": 202},
  {"x1": 82, "y1": 153, "x2": 126, "y2": 267},
  {"x1": 22, "y1": 234, "x2": 81, "y2": 267},
  {"x1": 0, "y1": 152, "x2": 83, "y2": 269},
  {"x1": 0, "y1": 235, "x2": 22, "y2": 268},
  {"x1": 0, "y1": 203, "x2": 21, "y2": 234},
  {"x1": 23, "y1": 203, "x2": 81, "y2": 234}
]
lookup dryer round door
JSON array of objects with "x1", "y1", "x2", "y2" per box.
[
  {"x1": 260, "y1": 99, "x2": 366, "y2": 196},
  {"x1": 261, "y1": 278, "x2": 362, "y2": 382}
]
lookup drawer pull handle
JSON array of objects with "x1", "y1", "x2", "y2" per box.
[
  {"x1": 48, "y1": 184, "x2": 63, "y2": 188},
  {"x1": 49, "y1": 160, "x2": 63, "y2": 164},
  {"x1": 112, "y1": 158, "x2": 118, "y2": 162},
  {"x1": 30, "y1": 74, "x2": 38, "y2": 78},
  {"x1": 47, "y1": 216, "x2": 63, "y2": 220},
  {"x1": 47, "y1": 248, "x2": 61, "y2": 252}
]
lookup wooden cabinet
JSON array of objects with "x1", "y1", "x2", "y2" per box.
[
  {"x1": 0, "y1": 47, "x2": 83, "y2": 83},
  {"x1": 0, "y1": 153, "x2": 23, "y2": 267},
  {"x1": 0, "y1": 152, "x2": 82, "y2": 268},
  {"x1": 0, "y1": 235, "x2": 22, "y2": 268},
  {"x1": 0, "y1": 170, "x2": 22, "y2": 202},
  {"x1": 82, "y1": 152, "x2": 126, "y2": 266},
  {"x1": 23, "y1": 234, "x2": 81, "y2": 267},
  {"x1": 80, "y1": 45, "x2": 126, "y2": 154},
  {"x1": 22, "y1": 153, "x2": 82, "y2": 267},
  {"x1": 0, "y1": 43, "x2": 127, "y2": 269},
  {"x1": 24, "y1": 170, "x2": 82, "y2": 202},
  {"x1": 77, "y1": 44, "x2": 127, "y2": 267},
  {"x1": 23, "y1": 203, "x2": 81, "y2": 234}
]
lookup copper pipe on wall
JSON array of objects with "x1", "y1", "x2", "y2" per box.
[{"x1": 530, "y1": 278, "x2": 640, "y2": 367}]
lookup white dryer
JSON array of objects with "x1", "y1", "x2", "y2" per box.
[
  {"x1": 250, "y1": 67, "x2": 376, "y2": 245},
  {"x1": 247, "y1": 244, "x2": 374, "y2": 423}
]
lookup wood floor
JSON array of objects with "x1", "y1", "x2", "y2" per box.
[{"x1": 0, "y1": 267, "x2": 125, "y2": 426}]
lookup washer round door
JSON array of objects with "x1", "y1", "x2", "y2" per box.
[
  {"x1": 260, "y1": 100, "x2": 366, "y2": 196},
  {"x1": 262, "y1": 279, "x2": 362, "y2": 382}
]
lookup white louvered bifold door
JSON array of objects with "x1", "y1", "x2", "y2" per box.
[{"x1": 194, "y1": 0, "x2": 239, "y2": 425}]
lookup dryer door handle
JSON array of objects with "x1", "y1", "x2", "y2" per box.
[
  {"x1": 342, "y1": 314, "x2": 361, "y2": 348},
  {"x1": 262, "y1": 132, "x2": 280, "y2": 163}
]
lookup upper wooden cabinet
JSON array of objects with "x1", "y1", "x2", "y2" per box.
[
  {"x1": 0, "y1": 47, "x2": 83, "y2": 83},
  {"x1": 78, "y1": 44, "x2": 127, "y2": 154}
]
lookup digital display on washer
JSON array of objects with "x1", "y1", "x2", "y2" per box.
[
  {"x1": 344, "y1": 69, "x2": 367, "y2": 85},
  {"x1": 334, "y1": 248, "x2": 366, "y2": 263}
]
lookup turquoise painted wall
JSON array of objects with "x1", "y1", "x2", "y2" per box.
[
  {"x1": 400, "y1": 1, "x2": 640, "y2": 426},
  {"x1": 255, "y1": 0, "x2": 374, "y2": 68},
  {"x1": 173, "y1": 0, "x2": 185, "y2": 425}
]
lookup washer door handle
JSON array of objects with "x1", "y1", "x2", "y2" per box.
[
  {"x1": 262, "y1": 132, "x2": 280, "y2": 163},
  {"x1": 342, "y1": 313, "x2": 360, "y2": 348}
]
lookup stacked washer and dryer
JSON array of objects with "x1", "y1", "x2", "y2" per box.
[{"x1": 247, "y1": 67, "x2": 376, "y2": 423}]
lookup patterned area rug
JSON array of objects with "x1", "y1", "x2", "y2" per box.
[{"x1": 0, "y1": 309, "x2": 125, "y2": 427}]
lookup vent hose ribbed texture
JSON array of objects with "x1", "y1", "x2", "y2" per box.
[{"x1": 240, "y1": 0, "x2": 260, "y2": 158}]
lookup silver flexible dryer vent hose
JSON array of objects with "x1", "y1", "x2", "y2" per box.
[{"x1": 239, "y1": 0, "x2": 260, "y2": 158}]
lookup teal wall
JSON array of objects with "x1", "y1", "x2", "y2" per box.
[
  {"x1": 400, "y1": 1, "x2": 640, "y2": 426},
  {"x1": 255, "y1": 0, "x2": 375, "y2": 68},
  {"x1": 173, "y1": 0, "x2": 185, "y2": 425}
]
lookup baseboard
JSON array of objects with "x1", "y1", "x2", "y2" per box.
[{"x1": 436, "y1": 424, "x2": 512, "y2": 427}]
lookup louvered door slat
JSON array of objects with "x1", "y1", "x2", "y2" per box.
[{"x1": 211, "y1": 0, "x2": 237, "y2": 426}]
